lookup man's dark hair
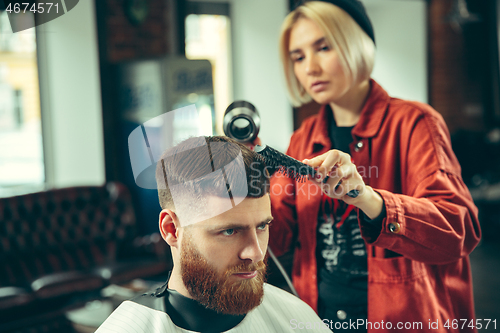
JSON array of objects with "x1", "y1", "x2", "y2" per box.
[{"x1": 155, "y1": 136, "x2": 269, "y2": 211}]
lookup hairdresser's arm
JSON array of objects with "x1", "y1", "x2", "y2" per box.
[
  {"x1": 354, "y1": 186, "x2": 384, "y2": 219},
  {"x1": 304, "y1": 113, "x2": 481, "y2": 264},
  {"x1": 363, "y1": 172, "x2": 480, "y2": 264},
  {"x1": 364, "y1": 112, "x2": 481, "y2": 264}
]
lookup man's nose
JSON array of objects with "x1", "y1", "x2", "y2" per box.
[{"x1": 239, "y1": 231, "x2": 265, "y2": 263}]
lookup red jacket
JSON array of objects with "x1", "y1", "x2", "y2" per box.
[{"x1": 269, "y1": 80, "x2": 481, "y2": 332}]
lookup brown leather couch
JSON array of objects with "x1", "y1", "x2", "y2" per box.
[{"x1": 0, "y1": 182, "x2": 171, "y2": 332}]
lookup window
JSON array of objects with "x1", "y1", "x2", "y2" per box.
[
  {"x1": 0, "y1": 11, "x2": 44, "y2": 197},
  {"x1": 185, "y1": 3, "x2": 232, "y2": 135}
]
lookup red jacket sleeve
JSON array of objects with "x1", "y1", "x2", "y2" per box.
[{"x1": 360, "y1": 107, "x2": 481, "y2": 264}]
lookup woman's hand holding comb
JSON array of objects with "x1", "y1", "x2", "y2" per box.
[{"x1": 302, "y1": 149, "x2": 383, "y2": 219}]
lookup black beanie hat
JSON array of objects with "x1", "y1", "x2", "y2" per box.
[{"x1": 292, "y1": 0, "x2": 375, "y2": 44}]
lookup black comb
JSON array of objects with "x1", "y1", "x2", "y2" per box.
[
  {"x1": 255, "y1": 144, "x2": 359, "y2": 198},
  {"x1": 255, "y1": 144, "x2": 316, "y2": 182}
]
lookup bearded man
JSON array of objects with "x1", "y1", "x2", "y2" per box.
[{"x1": 95, "y1": 136, "x2": 328, "y2": 332}]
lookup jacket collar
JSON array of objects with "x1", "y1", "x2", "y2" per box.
[
  {"x1": 307, "y1": 79, "x2": 390, "y2": 155},
  {"x1": 352, "y1": 79, "x2": 390, "y2": 139}
]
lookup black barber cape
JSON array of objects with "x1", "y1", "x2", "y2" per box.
[{"x1": 94, "y1": 274, "x2": 330, "y2": 332}]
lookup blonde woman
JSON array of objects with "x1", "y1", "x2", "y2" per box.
[{"x1": 269, "y1": 1, "x2": 481, "y2": 332}]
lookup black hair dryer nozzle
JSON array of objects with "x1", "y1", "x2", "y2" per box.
[{"x1": 223, "y1": 101, "x2": 260, "y2": 143}]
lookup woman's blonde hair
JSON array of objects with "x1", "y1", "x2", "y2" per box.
[{"x1": 280, "y1": 1, "x2": 376, "y2": 106}]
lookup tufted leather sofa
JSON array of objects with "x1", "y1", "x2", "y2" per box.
[{"x1": 0, "y1": 182, "x2": 171, "y2": 331}]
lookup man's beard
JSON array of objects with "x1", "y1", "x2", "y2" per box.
[{"x1": 180, "y1": 234, "x2": 267, "y2": 315}]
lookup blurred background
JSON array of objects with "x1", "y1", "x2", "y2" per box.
[{"x1": 0, "y1": 0, "x2": 499, "y2": 332}]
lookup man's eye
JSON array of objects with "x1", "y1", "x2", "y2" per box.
[
  {"x1": 257, "y1": 223, "x2": 271, "y2": 230},
  {"x1": 221, "y1": 229, "x2": 235, "y2": 236}
]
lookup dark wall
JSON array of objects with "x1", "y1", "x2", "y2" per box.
[
  {"x1": 428, "y1": 0, "x2": 499, "y2": 133},
  {"x1": 95, "y1": 0, "x2": 186, "y2": 234}
]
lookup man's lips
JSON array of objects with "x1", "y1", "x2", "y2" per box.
[
  {"x1": 233, "y1": 271, "x2": 258, "y2": 279},
  {"x1": 310, "y1": 81, "x2": 329, "y2": 92}
]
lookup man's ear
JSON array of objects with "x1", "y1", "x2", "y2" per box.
[{"x1": 159, "y1": 209, "x2": 180, "y2": 248}]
